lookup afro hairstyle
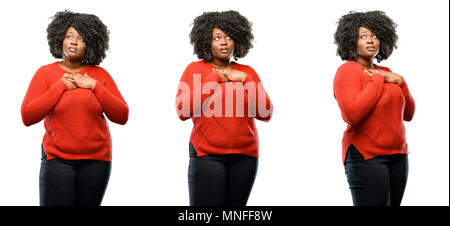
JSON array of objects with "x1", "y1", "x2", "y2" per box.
[
  {"x1": 47, "y1": 10, "x2": 109, "y2": 66},
  {"x1": 334, "y1": 10, "x2": 398, "y2": 62},
  {"x1": 190, "y1": 10, "x2": 254, "y2": 61}
]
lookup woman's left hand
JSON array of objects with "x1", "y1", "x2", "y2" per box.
[
  {"x1": 370, "y1": 69, "x2": 403, "y2": 85},
  {"x1": 67, "y1": 73, "x2": 97, "y2": 89},
  {"x1": 217, "y1": 68, "x2": 248, "y2": 82}
]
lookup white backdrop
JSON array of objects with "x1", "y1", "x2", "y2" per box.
[{"x1": 0, "y1": 0, "x2": 448, "y2": 206}]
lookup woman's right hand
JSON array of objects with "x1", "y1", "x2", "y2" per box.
[
  {"x1": 61, "y1": 74, "x2": 77, "y2": 90},
  {"x1": 212, "y1": 68, "x2": 229, "y2": 82}
]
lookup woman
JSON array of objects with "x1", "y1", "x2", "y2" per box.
[
  {"x1": 21, "y1": 10, "x2": 129, "y2": 206},
  {"x1": 175, "y1": 10, "x2": 273, "y2": 206},
  {"x1": 333, "y1": 11, "x2": 415, "y2": 206}
]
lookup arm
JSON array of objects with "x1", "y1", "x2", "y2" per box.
[
  {"x1": 373, "y1": 68, "x2": 415, "y2": 121},
  {"x1": 217, "y1": 67, "x2": 273, "y2": 121},
  {"x1": 399, "y1": 79, "x2": 415, "y2": 121},
  {"x1": 21, "y1": 68, "x2": 68, "y2": 126},
  {"x1": 91, "y1": 71, "x2": 129, "y2": 125},
  {"x1": 333, "y1": 64, "x2": 385, "y2": 125},
  {"x1": 241, "y1": 69, "x2": 273, "y2": 122},
  {"x1": 176, "y1": 64, "x2": 223, "y2": 121}
]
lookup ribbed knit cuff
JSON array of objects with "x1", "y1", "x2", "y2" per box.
[
  {"x1": 53, "y1": 79, "x2": 69, "y2": 93},
  {"x1": 370, "y1": 73, "x2": 385, "y2": 84},
  {"x1": 242, "y1": 73, "x2": 254, "y2": 85},
  {"x1": 205, "y1": 71, "x2": 223, "y2": 83},
  {"x1": 91, "y1": 81, "x2": 104, "y2": 97},
  {"x1": 399, "y1": 76, "x2": 406, "y2": 88}
]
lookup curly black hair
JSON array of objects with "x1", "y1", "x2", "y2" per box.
[
  {"x1": 334, "y1": 11, "x2": 398, "y2": 62},
  {"x1": 47, "y1": 10, "x2": 109, "y2": 66},
  {"x1": 190, "y1": 10, "x2": 254, "y2": 61}
]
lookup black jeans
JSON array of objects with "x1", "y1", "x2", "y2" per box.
[
  {"x1": 344, "y1": 144, "x2": 408, "y2": 206},
  {"x1": 188, "y1": 142, "x2": 258, "y2": 206},
  {"x1": 39, "y1": 146, "x2": 111, "y2": 206}
]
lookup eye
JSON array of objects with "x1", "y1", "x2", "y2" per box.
[
  {"x1": 226, "y1": 36, "x2": 231, "y2": 40},
  {"x1": 78, "y1": 37, "x2": 84, "y2": 42},
  {"x1": 66, "y1": 35, "x2": 72, "y2": 40},
  {"x1": 214, "y1": 37, "x2": 220, "y2": 41},
  {"x1": 372, "y1": 35, "x2": 377, "y2": 39},
  {"x1": 360, "y1": 35, "x2": 366, "y2": 39}
]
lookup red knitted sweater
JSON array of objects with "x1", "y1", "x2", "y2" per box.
[
  {"x1": 333, "y1": 61, "x2": 415, "y2": 164},
  {"x1": 21, "y1": 62, "x2": 128, "y2": 161},
  {"x1": 176, "y1": 60, "x2": 273, "y2": 157}
]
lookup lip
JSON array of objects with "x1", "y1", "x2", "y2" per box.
[
  {"x1": 366, "y1": 46, "x2": 375, "y2": 51},
  {"x1": 68, "y1": 47, "x2": 77, "y2": 52},
  {"x1": 219, "y1": 48, "x2": 229, "y2": 53}
]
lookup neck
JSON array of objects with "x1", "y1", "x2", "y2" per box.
[
  {"x1": 61, "y1": 58, "x2": 84, "y2": 72},
  {"x1": 355, "y1": 56, "x2": 374, "y2": 69},
  {"x1": 211, "y1": 57, "x2": 231, "y2": 68}
]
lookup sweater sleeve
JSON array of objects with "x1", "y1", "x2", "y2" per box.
[
  {"x1": 91, "y1": 69, "x2": 129, "y2": 125},
  {"x1": 399, "y1": 78, "x2": 415, "y2": 121},
  {"x1": 176, "y1": 63, "x2": 223, "y2": 121},
  {"x1": 21, "y1": 67, "x2": 68, "y2": 126},
  {"x1": 333, "y1": 64, "x2": 385, "y2": 125},
  {"x1": 381, "y1": 67, "x2": 415, "y2": 122},
  {"x1": 242, "y1": 67, "x2": 273, "y2": 122}
]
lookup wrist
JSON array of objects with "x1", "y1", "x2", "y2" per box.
[
  {"x1": 240, "y1": 73, "x2": 248, "y2": 82},
  {"x1": 90, "y1": 80, "x2": 97, "y2": 90}
]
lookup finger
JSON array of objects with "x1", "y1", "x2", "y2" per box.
[
  {"x1": 222, "y1": 68, "x2": 233, "y2": 75},
  {"x1": 221, "y1": 73, "x2": 230, "y2": 78},
  {"x1": 71, "y1": 75, "x2": 82, "y2": 82},
  {"x1": 69, "y1": 78, "x2": 77, "y2": 84},
  {"x1": 73, "y1": 73, "x2": 84, "y2": 80},
  {"x1": 73, "y1": 72, "x2": 86, "y2": 78},
  {"x1": 67, "y1": 78, "x2": 75, "y2": 83},
  {"x1": 373, "y1": 69, "x2": 383, "y2": 75},
  {"x1": 221, "y1": 69, "x2": 231, "y2": 75},
  {"x1": 217, "y1": 70, "x2": 226, "y2": 76}
]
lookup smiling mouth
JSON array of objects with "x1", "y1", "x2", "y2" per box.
[
  {"x1": 68, "y1": 47, "x2": 77, "y2": 52},
  {"x1": 366, "y1": 46, "x2": 375, "y2": 51},
  {"x1": 220, "y1": 48, "x2": 229, "y2": 53}
]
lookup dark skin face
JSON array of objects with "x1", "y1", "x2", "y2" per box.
[
  {"x1": 209, "y1": 28, "x2": 248, "y2": 83},
  {"x1": 58, "y1": 27, "x2": 97, "y2": 90},
  {"x1": 355, "y1": 27, "x2": 380, "y2": 69},
  {"x1": 58, "y1": 26, "x2": 87, "y2": 72},
  {"x1": 355, "y1": 27, "x2": 403, "y2": 85},
  {"x1": 210, "y1": 28, "x2": 235, "y2": 67}
]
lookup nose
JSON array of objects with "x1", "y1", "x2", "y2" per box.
[
  {"x1": 366, "y1": 36, "x2": 374, "y2": 43},
  {"x1": 220, "y1": 38, "x2": 227, "y2": 46},
  {"x1": 70, "y1": 37, "x2": 78, "y2": 45}
]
